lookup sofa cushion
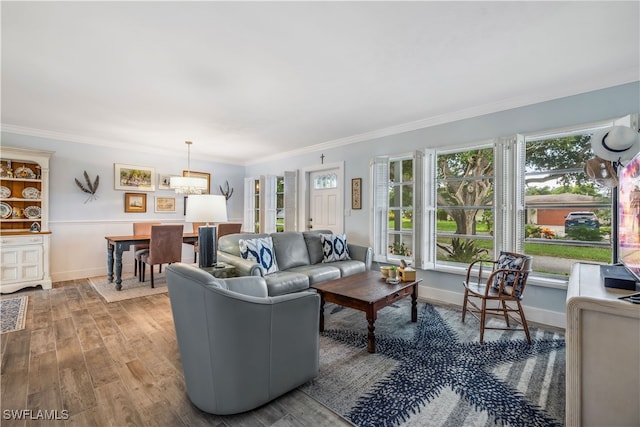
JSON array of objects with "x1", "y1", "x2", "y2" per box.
[
  {"x1": 271, "y1": 232, "x2": 311, "y2": 270},
  {"x1": 303, "y1": 232, "x2": 324, "y2": 265},
  {"x1": 239, "y1": 237, "x2": 279, "y2": 274},
  {"x1": 287, "y1": 264, "x2": 341, "y2": 285},
  {"x1": 331, "y1": 260, "x2": 366, "y2": 277},
  {"x1": 263, "y1": 271, "x2": 309, "y2": 296},
  {"x1": 321, "y1": 233, "x2": 350, "y2": 262}
]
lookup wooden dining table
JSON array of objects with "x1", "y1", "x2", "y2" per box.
[{"x1": 105, "y1": 232, "x2": 198, "y2": 290}]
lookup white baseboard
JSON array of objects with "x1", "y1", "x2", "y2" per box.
[
  {"x1": 418, "y1": 284, "x2": 566, "y2": 330},
  {"x1": 51, "y1": 264, "x2": 134, "y2": 283}
]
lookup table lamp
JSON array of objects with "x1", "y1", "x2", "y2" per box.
[{"x1": 185, "y1": 194, "x2": 228, "y2": 268}]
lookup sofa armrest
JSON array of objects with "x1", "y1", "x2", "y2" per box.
[
  {"x1": 222, "y1": 276, "x2": 269, "y2": 298},
  {"x1": 217, "y1": 251, "x2": 264, "y2": 277},
  {"x1": 269, "y1": 291, "x2": 320, "y2": 394},
  {"x1": 348, "y1": 243, "x2": 373, "y2": 270}
]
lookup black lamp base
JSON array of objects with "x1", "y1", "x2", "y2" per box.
[{"x1": 198, "y1": 225, "x2": 218, "y2": 268}]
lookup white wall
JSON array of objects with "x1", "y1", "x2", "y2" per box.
[
  {"x1": 0, "y1": 133, "x2": 246, "y2": 280},
  {"x1": 244, "y1": 81, "x2": 640, "y2": 328}
]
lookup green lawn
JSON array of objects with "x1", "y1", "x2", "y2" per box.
[{"x1": 435, "y1": 221, "x2": 611, "y2": 263}]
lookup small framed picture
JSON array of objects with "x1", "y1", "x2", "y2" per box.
[
  {"x1": 155, "y1": 196, "x2": 176, "y2": 213},
  {"x1": 184, "y1": 170, "x2": 211, "y2": 194},
  {"x1": 124, "y1": 192, "x2": 147, "y2": 213},
  {"x1": 352, "y1": 178, "x2": 362, "y2": 210},
  {"x1": 115, "y1": 163, "x2": 155, "y2": 191},
  {"x1": 158, "y1": 174, "x2": 179, "y2": 190}
]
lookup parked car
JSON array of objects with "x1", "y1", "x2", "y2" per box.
[{"x1": 564, "y1": 211, "x2": 600, "y2": 232}]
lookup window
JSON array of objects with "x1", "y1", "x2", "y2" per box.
[
  {"x1": 372, "y1": 154, "x2": 415, "y2": 263},
  {"x1": 276, "y1": 176, "x2": 284, "y2": 232},
  {"x1": 521, "y1": 126, "x2": 614, "y2": 276},
  {"x1": 244, "y1": 172, "x2": 298, "y2": 233},
  {"x1": 435, "y1": 146, "x2": 495, "y2": 265},
  {"x1": 253, "y1": 179, "x2": 260, "y2": 233}
]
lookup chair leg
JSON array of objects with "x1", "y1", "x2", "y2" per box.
[
  {"x1": 501, "y1": 300, "x2": 510, "y2": 326},
  {"x1": 134, "y1": 259, "x2": 138, "y2": 277},
  {"x1": 151, "y1": 267, "x2": 155, "y2": 288},
  {"x1": 140, "y1": 262, "x2": 146, "y2": 282},
  {"x1": 479, "y1": 299, "x2": 487, "y2": 344},
  {"x1": 159, "y1": 265, "x2": 162, "y2": 274},
  {"x1": 517, "y1": 300, "x2": 532, "y2": 344},
  {"x1": 461, "y1": 289, "x2": 469, "y2": 322}
]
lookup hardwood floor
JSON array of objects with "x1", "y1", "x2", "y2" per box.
[{"x1": 0, "y1": 280, "x2": 351, "y2": 427}]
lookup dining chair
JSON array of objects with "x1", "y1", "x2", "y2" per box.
[
  {"x1": 132, "y1": 222, "x2": 161, "y2": 277},
  {"x1": 139, "y1": 224, "x2": 184, "y2": 288},
  {"x1": 461, "y1": 251, "x2": 533, "y2": 344}
]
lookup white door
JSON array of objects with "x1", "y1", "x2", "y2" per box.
[{"x1": 308, "y1": 169, "x2": 343, "y2": 234}]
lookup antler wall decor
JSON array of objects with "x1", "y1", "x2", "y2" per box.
[
  {"x1": 219, "y1": 180, "x2": 234, "y2": 200},
  {"x1": 75, "y1": 171, "x2": 99, "y2": 203}
]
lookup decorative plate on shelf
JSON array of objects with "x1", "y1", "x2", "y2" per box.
[
  {"x1": 24, "y1": 205, "x2": 41, "y2": 219},
  {"x1": 14, "y1": 166, "x2": 36, "y2": 179},
  {"x1": 22, "y1": 187, "x2": 40, "y2": 199},
  {"x1": 0, "y1": 202, "x2": 12, "y2": 219},
  {"x1": 0, "y1": 186, "x2": 10, "y2": 198}
]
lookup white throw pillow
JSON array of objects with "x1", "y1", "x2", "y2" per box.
[
  {"x1": 320, "y1": 233, "x2": 350, "y2": 262},
  {"x1": 239, "y1": 237, "x2": 279, "y2": 274}
]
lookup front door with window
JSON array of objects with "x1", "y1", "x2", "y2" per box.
[{"x1": 308, "y1": 169, "x2": 342, "y2": 234}]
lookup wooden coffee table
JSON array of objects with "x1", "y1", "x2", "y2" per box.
[{"x1": 311, "y1": 270, "x2": 422, "y2": 353}]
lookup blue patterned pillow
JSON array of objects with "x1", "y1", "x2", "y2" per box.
[
  {"x1": 239, "y1": 237, "x2": 279, "y2": 274},
  {"x1": 492, "y1": 252, "x2": 527, "y2": 297},
  {"x1": 320, "y1": 234, "x2": 350, "y2": 262}
]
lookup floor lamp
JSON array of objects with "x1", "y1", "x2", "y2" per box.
[{"x1": 185, "y1": 195, "x2": 228, "y2": 268}]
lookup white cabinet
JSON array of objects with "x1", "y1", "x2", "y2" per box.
[
  {"x1": 0, "y1": 147, "x2": 53, "y2": 293},
  {"x1": 566, "y1": 263, "x2": 640, "y2": 427}
]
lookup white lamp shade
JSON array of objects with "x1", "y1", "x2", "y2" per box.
[{"x1": 185, "y1": 195, "x2": 228, "y2": 224}]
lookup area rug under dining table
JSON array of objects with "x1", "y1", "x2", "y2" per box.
[{"x1": 300, "y1": 300, "x2": 565, "y2": 427}]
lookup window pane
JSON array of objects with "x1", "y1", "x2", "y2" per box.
[
  {"x1": 387, "y1": 232, "x2": 413, "y2": 257},
  {"x1": 436, "y1": 236, "x2": 492, "y2": 263},
  {"x1": 524, "y1": 131, "x2": 613, "y2": 277},
  {"x1": 436, "y1": 147, "x2": 494, "y2": 266},
  {"x1": 386, "y1": 156, "x2": 414, "y2": 261}
]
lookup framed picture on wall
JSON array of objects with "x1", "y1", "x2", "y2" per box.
[
  {"x1": 183, "y1": 170, "x2": 210, "y2": 194},
  {"x1": 115, "y1": 164, "x2": 155, "y2": 191},
  {"x1": 157, "y1": 174, "x2": 179, "y2": 190},
  {"x1": 155, "y1": 197, "x2": 176, "y2": 213},
  {"x1": 124, "y1": 192, "x2": 147, "y2": 213},
  {"x1": 352, "y1": 178, "x2": 362, "y2": 210}
]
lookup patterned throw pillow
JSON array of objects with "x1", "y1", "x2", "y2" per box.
[
  {"x1": 239, "y1": 237, "x2": 279, "y2": 274},
  {"x1": 320, "y1": 234, "x2": 350, "y2": 262},
  {"x1": 492, "y1": 251, "x2": 526, "y2": 297}
]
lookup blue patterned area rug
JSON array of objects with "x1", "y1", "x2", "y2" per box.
[
  {"x1": 300, "y1": 300, "x2": 565, "y2": 427},
  {"x1": 1, "y1": 295, "x2": 28, "y2": 334}
]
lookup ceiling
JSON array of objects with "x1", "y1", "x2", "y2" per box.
[{"x1": 2, "y1": 1, "x2": 638, "y2": 165}]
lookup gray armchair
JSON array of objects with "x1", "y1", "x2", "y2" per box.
[{"x1": 165, "y1": 263, "x2": 320, "y2": 415}]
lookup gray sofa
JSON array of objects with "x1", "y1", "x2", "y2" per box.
[
  {"x1": 166, "y1": 263, "x2": 319, "y2": 415},
  {"x1": 218, "y1": 230, "x2": 373, "y2": 296}
]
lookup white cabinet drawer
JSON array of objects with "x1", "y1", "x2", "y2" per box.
[{"x1": 1, "y1": 235, "x2": 44, "y2": 245}]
